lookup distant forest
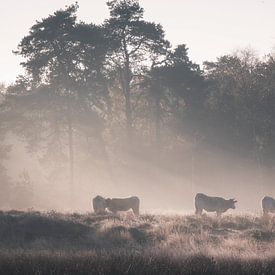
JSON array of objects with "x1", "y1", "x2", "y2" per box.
[{"x1": 1, "y1": 0, "x2": 275, "y2": 210}]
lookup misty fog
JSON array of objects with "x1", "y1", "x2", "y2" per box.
[
  {"x1": 2, "y1": 130, "x2": 273, "y2": 214},
  {"x1": 0, "y1": 1, "x2": 275, "y2": 215}
]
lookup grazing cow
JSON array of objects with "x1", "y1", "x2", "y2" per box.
[
  {"x1": 195, "y1": 193, "x2": 237, "y2": 217},
  {"x1": 106, "y1": 196, "x2": 140, "y2": 216},
  {"x1": 262, "y1": 196, "x2": 275, "y2": 215},
  {"x1": 92, "y1": 195, "x2": 107, "y2": 214}
]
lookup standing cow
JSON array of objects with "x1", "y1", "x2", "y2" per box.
[
  {"x1": 262, "y1": 196, "x2": 275, "y2": 216},
  {"x1": 195, "y1": 193, "x2": 237, "y2": 217},
  {"x1": 106, "y1": 196, "x2": 140, "y2": 216},
  {"x1": 92, "y1": 195, "x2": 140, "y2": 216}
]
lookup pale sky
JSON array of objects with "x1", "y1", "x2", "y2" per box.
[{"x1": 1, "y1": 0, "x2": 275, "y2": 84}]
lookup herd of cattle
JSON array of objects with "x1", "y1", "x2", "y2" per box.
[{"x1": 92, "y1": 193, "x2": 275, "y2": 217}]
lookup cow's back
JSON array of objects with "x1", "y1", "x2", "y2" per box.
[
  {"x1": 108, "y1": 196, "x2": 139, "y2": 212},
  {"x1": 195, "y1": 193, "x2": 215, "y2": 208},
  {"x1": 195, "y1": 193, "x2": 225, "y2": 212}
]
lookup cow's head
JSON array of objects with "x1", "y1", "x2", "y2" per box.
[
  {"x1": 229, "y1": 198, "x2": 237, "y2": 209},
  {"x1": 93, "y1": 195, "x2": 107, "y2": 214}
]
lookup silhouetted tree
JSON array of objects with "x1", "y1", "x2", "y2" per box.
[
  {"x1": 147, "y1": 45, "x2": 204, "y2": 146},
  {"x1": 105, "y1": 0, "x2": 170, "y2": 143},
  {"x1": 203, "y1": 53, "x2": 257, "y2": 150},
  {"x1": 253, "y1": 56, "x2": 275, "y2": 162},
  {"x1": 202, "y1": 51, "x2": 275, "y2": 163},
  {"x1": 12, "y1": 4, "x2": 106, "y2": 201}
]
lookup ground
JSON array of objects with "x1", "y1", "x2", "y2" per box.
[{"x1": 0, "y1": 210, "x2": 275, "y2": 274}]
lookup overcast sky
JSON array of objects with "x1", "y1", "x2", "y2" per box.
[{"x1": 1, "y1": 0, "x2": 275, "y2": 84}]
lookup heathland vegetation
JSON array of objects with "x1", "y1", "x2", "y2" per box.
[{"x1": 1, "y1": 211, "x2": 275, "y2": 274}]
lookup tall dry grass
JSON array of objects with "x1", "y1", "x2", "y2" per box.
[{"x1": 0, "y1": 210, "x2": 275, "y2": 274}]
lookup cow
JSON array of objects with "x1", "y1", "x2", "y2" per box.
[
  {"x1": 262, "y1": 196, "x2": 275, "y2": 216},
  {"x1": 106, "y1": 196, "x2": 140, "y2": 216},
  {"x1": 195, "y1": 193, "x2": 237, "y2": 217},
  {"x1": 92, "y1": 195, "x2": 107, "y2": 214}
]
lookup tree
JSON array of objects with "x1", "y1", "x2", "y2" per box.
[
  {"x1": 147, "y1": 45, "x2": 204, "y2": 146},
  {"x1": 12, "y1": 4, "x2": 107, "y2": 202},
  {"x1": 202, "y1": 50, "x2": 275, "y2": 163},
  {"x1": 104, "y1": 0, "x2": 170, "y2": 143},
  {"x1": 253, "y1": 56, "x2": 275, "y2": 162}
]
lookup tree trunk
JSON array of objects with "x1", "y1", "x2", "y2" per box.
[
  {"x1": 155, "y1": 93, "x2": 161, "y2": 148},
  {"x1": 125, "y1": 86, "x2": 133, "y2": 143},
  {"x1": 122, "y1": 37, "x2": 133, "y2": 145},
  {"x1": 67, "y1": 99, "x2": 74, "y2": 205}
]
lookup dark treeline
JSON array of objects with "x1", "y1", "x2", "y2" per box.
[{"x1": 1, "y1": 0, "x2": 275, "y2": 210}]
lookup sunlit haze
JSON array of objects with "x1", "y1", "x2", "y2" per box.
[{"x1": 2, "y1": 1, "x2": 275, "y2": 272}]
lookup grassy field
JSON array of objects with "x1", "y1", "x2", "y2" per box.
[{"x1": 1, "y1": 210, "x2": 275, "y2": 274}]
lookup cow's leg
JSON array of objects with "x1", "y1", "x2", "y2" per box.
[
  {"x1": 131, "y1": 199, "x2": 140, "y2": 216},
  {"x1": 263, "y1": 209, "x2": 269, "y2": 218},
  {"x1": 195, "y1": 207, "x2": 202, "y2": 215},
  {"x1": 110, "y1": 210, "x2": 118, "y2": 222},
  {"x1": 132, "y1": 207, "x2": 139, "y2": 216}
]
